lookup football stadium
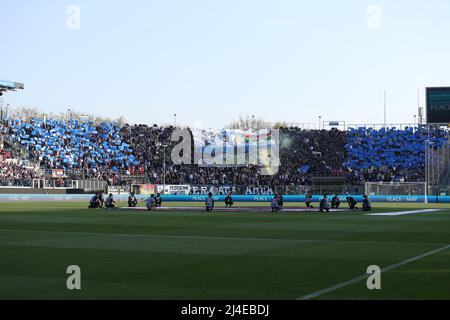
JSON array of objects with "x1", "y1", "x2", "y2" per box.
[{"x1": 1, "y1": 1, "x2": 450, "y2": 307}]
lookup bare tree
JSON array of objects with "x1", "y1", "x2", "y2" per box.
[
  {"x1": 7, "y1": 106, "x2": 40, "y2": 121},
  {"x1": 226, "y1": 114, "x2": 268, "y2": 131},
  {"x1": 3, "y1": 106, "x2": 128, "y2": 125}
]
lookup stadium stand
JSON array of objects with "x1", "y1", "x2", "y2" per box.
[
  {"x1": 0, "y1": 160, "x2": 38, "y2": 187},
  {"x1": 0, "y1": 128, "x2": 39, "y2": 187},
  {"x1": 5, "y1": 118, "x2": 138, "y2": 170},
  {"x1": 280, "y1": 127, "x2": 346, "y2": 175},
  {"x1": 119, "y1": 126, "x2": 345, "y2": 186},
  {"x1": 0, "y1": 115, "x2": 448, "y2": 188},
  {"x1": 117, "y1": 125, "x2": 447, "y2": 187},
  {"x1": 345, "y1": 126, "x2": 448, "y2": 184},
  {"x1": 121, "y1": 124, "x2": 174, "y2": 183}
]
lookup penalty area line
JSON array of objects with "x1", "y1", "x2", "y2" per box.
[
  {"x1": 297, "y1": 243, "x2": 450, "y2": 300},
  {"x1": 366, "y1": 209, "x2": 443, "y2": 216}
]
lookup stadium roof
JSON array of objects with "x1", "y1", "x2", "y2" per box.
[{"x1": 0, "y1": 79, "x2": 24, "y2": 96}]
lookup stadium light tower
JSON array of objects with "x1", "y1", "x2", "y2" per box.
[
  {"x1": 384, "y1": 90, "x2": 387, "y2": 128},
  {"x1": 161, "y1": 144, "x2": 168, "y2": 193},
  {"x1": 424, "y1": 126, "x2": 433, "y2": 204},
  {"x1": 425, "y1": 138, "x2": 428, "y2": 204},
  {"x1": 0, "y1": 79, "x2": 24, "y2": 96}
]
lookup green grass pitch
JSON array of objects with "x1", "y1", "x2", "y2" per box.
[{"x1": 0, "y1": 201, "x2": 449, "y2": 300}]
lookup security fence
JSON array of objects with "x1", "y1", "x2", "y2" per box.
[{"x1": 127, "y1": 184, "x2": 365, "y2": 196}]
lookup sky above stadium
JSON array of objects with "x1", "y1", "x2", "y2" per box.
[{"x1": 1, "y1": 0, "x2": 450, "y2": 128}]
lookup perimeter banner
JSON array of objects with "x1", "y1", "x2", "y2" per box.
[
  {"x1": 107, "y1": 186, "x2": 130, "y2": 194},
  {"x1": 156, "y1": 185, "x2": 191, "y2": 195},
  {"x1": 136, "y1": 184, "x2": 157, "y2": 195},
  {"x1": 189, "y1": 185, "x2": 275, "y2": 195},
  {"x1": 190, "y1": 185, "x2": 237, "y2": 195}
]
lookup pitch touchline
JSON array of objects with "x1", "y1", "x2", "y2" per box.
[
  {"x1": 298, "y1": 243, "x2": 450, "y2": 300},
  {"x1": 366, "y1": 209, "x2": 443, "y2": 216},
  {"x1": 0, "y1": 228, "x2": 447, "y2": 247}
]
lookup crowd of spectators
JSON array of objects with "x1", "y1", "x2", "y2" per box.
[
  {"x1": 121, "y1": 124, "x2": 175, "y2": 184},
  {"x1": 1, "y1": 118, "x2": 142, "y2": 185},
  {"x1": 0, "y1": 160, "x2": 39, "y2": 187},
  {"x1": 5, "y1": 118, "x2": 139, "y2": 170},
  {"x1": 119, "y1": 126, "x2": 346, "y2": 186},
  {"x1": 121, "y1": 125, "x2": 448, "y2": 186},
  {"x1": 279, "y1": 127, "x2": 346, "y2": 176},
  {"x1": 345, "y1": 126, "x2": 448, "y2": 184},
  {"x1": 0, "y1": 118, "x2": 448, "y2": 187},
  {"x1": 0, "y1": 131, "x2": 39, "y2": 186}
]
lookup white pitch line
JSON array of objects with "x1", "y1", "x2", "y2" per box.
[
  {"x1": 366, "y1": 209, "x2": 442, "y2": 216},
  {"x1": 0, "y1": 228, "x2": 446, "y2": 248},
  {"x1": 298, "y1": 243, "x2": 450, "y2": 300},
  {"x1": 0, "y1": 228, "x2": 330, "y2": 244}
]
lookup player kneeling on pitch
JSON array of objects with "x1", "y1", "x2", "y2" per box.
[
  {"x1": 346, "y1": 195, "x2": 358, "y2": 210},
  {"x1": 146, "y1": 194, "x2": 156, "y2": 211},
  {"x1": 88, "y1": 193, "x2": 102, "y2": 209},
  {"x1": 128, "y1": 192, "x2": 138, "y2": 207},
  {"x1": 225, "y1": 192, "x2": 234, "y2": 208},
  {"x1": 98, "y1": 192, "x2": 105, "y2": 208},
  {"x1": 331, "y1": 194, "x2": 340, "y2": 209},
  {"x1": 362, "y1": 195, "x2": 372, "y2": 211},
  {"x1": 105, "y1": 193, "x2": 116, "y2": 208},
  {"x1": 271, "y1": 195, "x2": 281, "y2": 212},
  {"x1": 205, "y1": 192, "x2": 215, "y2": 212},
  {"x1": 155, "y1": 193, "x2": 162, "y2": 207},
  {"x1": 305, "y1": 192, "x2": 314, "y2": 208},
  {"x1": 277, "y1": 193, "x2": 284, "y2": 208},
  {"x1": 319, "y1": 194, "x2": 331, "y2": 212}
]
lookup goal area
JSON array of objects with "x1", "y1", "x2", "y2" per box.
[{"x1": 365, "y1": 182, "x2": 427, "y2": 198}]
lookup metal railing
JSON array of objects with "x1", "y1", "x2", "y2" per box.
[
  {"x1": 41, "y1": 168, "x2": 147, "y2": 179},
  {"x1": 347, "y1": 123, "x2": 424, "y2": 130}
]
